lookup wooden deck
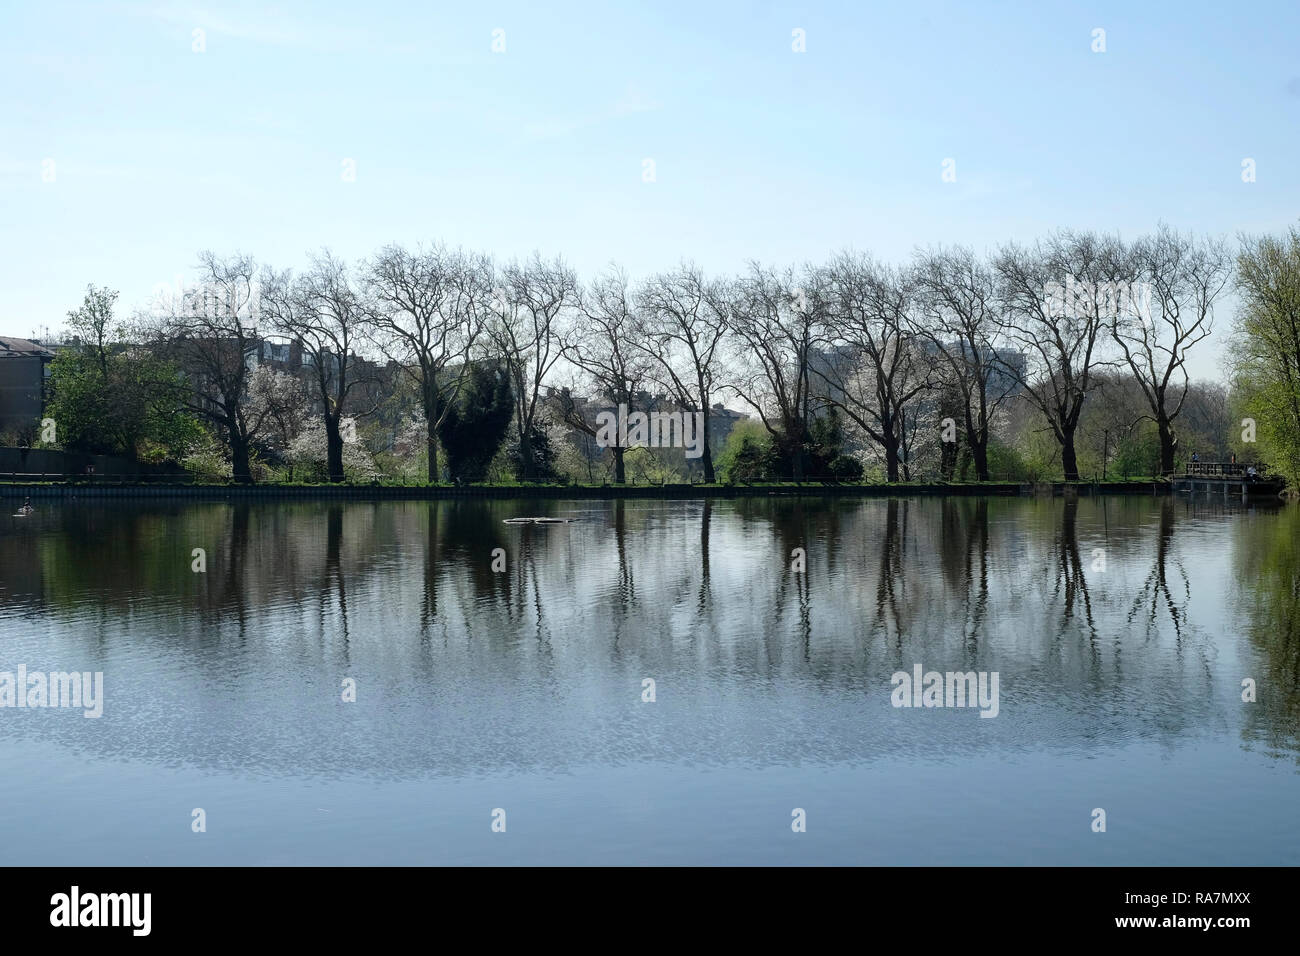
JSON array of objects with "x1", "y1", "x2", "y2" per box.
[{"x1": 1174, "y1": 461, "x2": 1284, "y2": 497}]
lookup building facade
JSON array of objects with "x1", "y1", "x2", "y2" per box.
[{"x1": 0, "y1": 337, "x2": 55, "y2": 433}]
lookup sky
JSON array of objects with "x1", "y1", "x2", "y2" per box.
[{"x1": 2, "y1": 0, "x2": 1299, "y2": 381}]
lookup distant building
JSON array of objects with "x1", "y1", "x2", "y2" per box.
[
  {"x1": 0, "y1": 337, "x2": 55, "y2": 432},
  {"x1": 549, "y1": 386, "x2": 748, "y2": 478},
  {"x1": 242, "y1": 333, "x2": 395, "y2": 426},
  {"x1": 983, "y1": 347, "x2": 1026, "y2": 398}
]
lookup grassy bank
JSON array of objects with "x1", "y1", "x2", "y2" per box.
[{"x1": 0, "y1": 478, "x2": 1177, "y2": 500}]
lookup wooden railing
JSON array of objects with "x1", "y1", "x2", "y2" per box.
[
  {"x1": 0, "y1": 472, "x2": 195, "y2": 484},
  {"x1": 1185, "y1": 461, "x2": 1266, "y2": 478}
]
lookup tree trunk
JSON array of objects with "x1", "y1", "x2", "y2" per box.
[
  {"x1": 231, "y1": 431, "x2": 253, "y2": 484},
  {"x1": 425, "y1": 384, "x2": 440, "y2": 483},
  {"x1": 940, "y1": 437, "x2": 958, "y2": 481},
  {"x1": 701, "y1": 406, "x2": 715, "y2": 483},
  {"x1": 1158, "y1": 418, "x2": 1175, "y2": 477},
  {"x1": 614, "y1": 445, "x2": 625, "y2": 484},
  {"x1": 1061, "y1": 429, "x2": 1080, "y2": 481},
  {"x1": 519, "y1": 428, "x2": 534, "y2": 481},
  {"x1": 325, "y1": 414, "x2": 344, "y2": 483},
  {"x1": 972, "y1": 439, "x2": 990, "y2": 482}
]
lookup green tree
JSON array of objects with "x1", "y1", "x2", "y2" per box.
[
  {"x1": 506, "y1": 420, "x2": 561, "y2": 482},
  {"x1": 437, "y1": 361, "x2": 514, "y2": 482},
  {"x1": 717, "y1": 419, "x2": 777, "y2": 482},
  {"x1": 48, "y1": 285, "x2": 201, "y2": 460},
  {"x1": 1229, "y1": 228, "x2": 1300, "y2": 484},
  {"x1": 1110, "y1": 421, "x2": 1161, "y2": 478},
  {"x1": 803, "y1": 408, "x2": 861, "y2": 479}
]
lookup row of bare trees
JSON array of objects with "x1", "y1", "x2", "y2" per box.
[
  {"x1": 148, "y1": 247, "x2": 531, "y2": 483},
  {"x1": 993, "y1": 228, "x2": 1230, "y2": 480},
  {"x1": 141, "y1": 225, "x2": 1229, "y2": 484}
]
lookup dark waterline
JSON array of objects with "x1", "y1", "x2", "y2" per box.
[{"x1": 1, "y1": 496, "x2": 1297, "y2": 864}]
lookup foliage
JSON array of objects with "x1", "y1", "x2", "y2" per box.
[
  {"x1": 1230, "y1": 374, "x2": 1299, "y2": 481},
  {"x1": 47, "y1": 285, "x2": 202, "y2": 461},
  {"x1": 979, "y1": 440, "x2": 1020, "y2": 481},
  {"x1": 718, "y1": 420, "x2": 778, "y2": 482},
  {"x1": 287, "y1": 418, "x2": 381, "y2": 481},
  {"x1": 1109, "y1": 421, "x2": 1161, "y2": 478},
  {"x1": 437, "y1": 362, "x2": 514, "y2": 482},
  {"x1": 827, "y1": 454, "x2": 864, "y2": 480},
  {"x1": 182, "y1": 430, "x2": 233, "y2": 480},
  {"x1": 245, "y1": 366, "x2": 312, "y2": 466},
  {"x1": 805, "y1": 408, "x2": 858, "y2": 477},
  {"x1": 622, "y1": 446, "x2": 684, "y2": 483},
  {"x1": 1228, "y1": 228, "x2": 1300, "y2": 486},
  {"x1": 505, "y1": 421, "x2": 561, "y2": 482}
]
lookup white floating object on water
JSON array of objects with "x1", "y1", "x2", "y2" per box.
[{"x1": 502, "y1": 517, "x2": 574, "y2": 525}]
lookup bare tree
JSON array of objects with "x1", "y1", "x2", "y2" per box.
[
  {"x1": 817, "y1": 252, "x2": 929, "y2": 481},
  {"x1": 262, "y1": 250, "x2": 374, "y2": 482},
  {"x1": 490, "y1": 252, "x2": 578, "y2": 480},
  {"x1": 1111, "y1": 226, "x2": 1230, "y2": 475},
  {"x1": 149, "y1": 252, "x2": 269, "y2": 483},
  {"x1": 993, "y1": 231, "x2": 1117, "y2": 481},
  {"x1": 724, "y1": 262, "x2": 822, "y2": 480},
  {"x1": 635, "y1": 263, "x2": 729, "y2": 482},
  {"x1": 363, "y1": 243, "x2": 490, "y2": 481},
  {"x1": 560, "y1": 266, "x2": 651, "y2": 483},
  {"x1": 911, "y1": 246, "x2": 1014, "y2": 480}
]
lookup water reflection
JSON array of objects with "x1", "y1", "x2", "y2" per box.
[
  {"x1": 1053, "y1": 494, "x2": 1097, "y2": 641},
  {"x1": 1127, "y1": 496, "x2": 1187, "y2": 642},
  {"x1": 0, "y1": 494, "x2": 1297, "y2": 779},
  {"x1": 1233, "y1": 502, "x2": 1300, "y2": 757}
]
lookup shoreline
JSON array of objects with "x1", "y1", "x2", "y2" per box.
[{"x1": 0, "y1": 480, "x2": 1178, "y2": 500}]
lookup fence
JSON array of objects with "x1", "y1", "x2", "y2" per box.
[{"x1": 1185, "y1": 461, "x2": 1267, "y2": 478}]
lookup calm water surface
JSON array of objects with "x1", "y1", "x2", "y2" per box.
[{"x1": 1, "y1": 495, "x2": 1297, "y2": 864}]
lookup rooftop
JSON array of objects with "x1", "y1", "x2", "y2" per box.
[{"x1": 0, "y1": 337, "x2": 55, "y2": 358}]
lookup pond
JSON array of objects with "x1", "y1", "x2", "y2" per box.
[{"x1": 1, "y1": 494, "x2": 1297, "y2": 864}]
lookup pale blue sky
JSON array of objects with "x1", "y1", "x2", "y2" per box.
[{"x1": 3, "y1": 0, "x2": 1298, "y2": 379}]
